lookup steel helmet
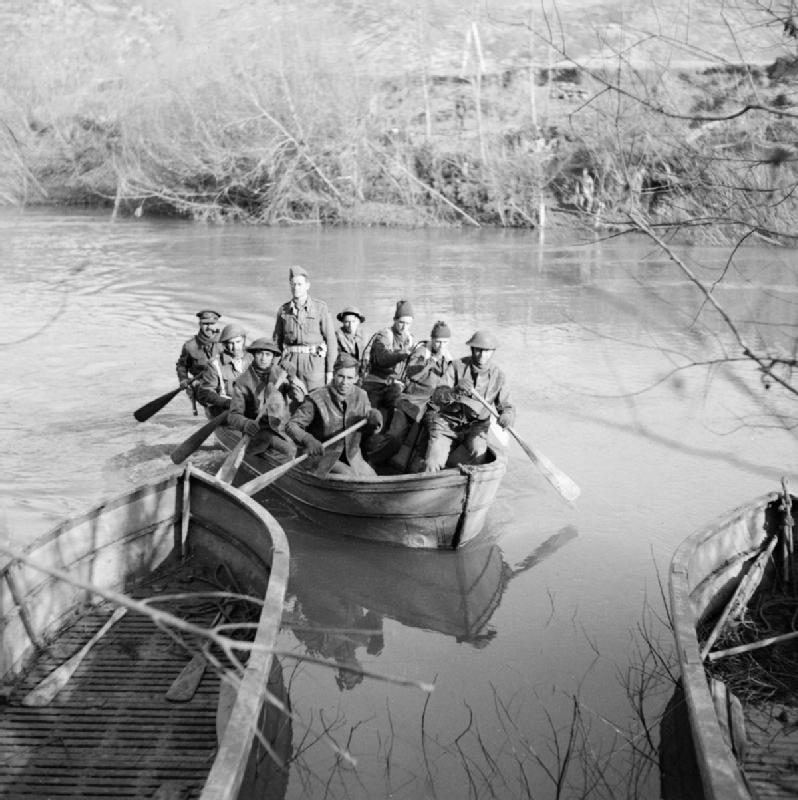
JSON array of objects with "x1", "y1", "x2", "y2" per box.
[
  {"x1": 465, "y1": 330, "x2": 498, "y2": 350},
  {"x1": 246, "y1": 337, "x2": 281, "y2": 354},
  {"x1": 219, "y1": 323, "x2": 247, "y2": 341}
]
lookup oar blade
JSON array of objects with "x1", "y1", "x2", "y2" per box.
[
  {"x1": 513, "y1": 433, "x2": 581, "y2": 504},
  {"x1": 134, "y1": 386, "x2": 183, "y2": 422},
  {"x1": 22, "y1": 607, "x2": 127, "y2": 707},
  {"x1": 165, "y1": 653, "x2": 207, "y2": 702},
  {"x1": 171, "y1": 410, "x2": 230, "y2": 465},
  {"x1": 216, "y1": 434, "x2": 250, "y2": 484}
]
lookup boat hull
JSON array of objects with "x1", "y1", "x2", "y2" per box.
[
  {"x1": 0, "y1": 466, "x2": 290, "y2": 800},
  {"x1": 669, "y1": 490, "x2": 796, "y2": 800},
  {"x1": 216, "y1": 426, "x2": 507, "y2": 549}
]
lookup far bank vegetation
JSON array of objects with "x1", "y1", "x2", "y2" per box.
[{"x1": 2, "y1": 1, "x2": 798, "y2": 238}]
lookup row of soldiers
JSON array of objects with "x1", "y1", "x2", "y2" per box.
[{"x1": 175, "y1": 265, "x2": 515, "y2": 476}]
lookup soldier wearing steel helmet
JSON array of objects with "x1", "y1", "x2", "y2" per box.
[
  {"x1": 176, "y1": 309, "x2": 223, "y2": 412},
  {"x1": 195, "y1": 322, "x2": 252, "y2": 417},
  {"x1": 423, "y1": 329, "x2": 515, "y2": 473},
  {"x1": 228, "y1": 338, "x2": 305, "y2": 460}
]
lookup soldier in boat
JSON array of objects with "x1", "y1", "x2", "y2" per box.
[
  {"x1": 360, "y1": 299, "x2": 415, "y2": 422},
  {"x1": 227, "y1": 338, "x2": 306, "y2": 460},
  {"x1": 285, "y1": 352, "x2": 383, "y2": 477},
  {"x1": 423, "y1": 330, "x2": 515, "y2": 472},
  {"x1": 195, "y1": 322, "x2": 252, "y2": 417},
  {"x1": 175, "y1": 309, "x2": 223, "y2": 412},
  {"x1": 369, "y1": 320, "x2": 453, "y2": 469},
  {"x1": 272, "y1": 265, "x2": 337, "y2": 392},
  {"x1": 335, "y1": 306, "x2": 367, "y2": 367}
]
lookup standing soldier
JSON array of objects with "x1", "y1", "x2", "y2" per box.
[
  {"x1": 175, "y1": 309, "x2": 222, "y2": 413},
  {"x1": 335, "y1": 306, "x2": 367, "y2": 365},
  {"x1": 228, "y1": 338, "x2": 305, "y2": 460},
  {"x1": 361, "y1": 299, "x2": 415, "y2": 420},
  {"x1": 423, "y1": 330, "x2": 514, "y2": 472},
  {"x1": 272, "y1": 266, "x2": 337, "y2": 392},
  {"x1": 195, "y1": 323, "x2": 252, "y2": 417}
]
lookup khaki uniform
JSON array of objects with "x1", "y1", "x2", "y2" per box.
[
  {"x1": 286, "y1": 385, "x2": 377, "y2": 478},
  {"x1": 176, "y1": 335, "x2": 222, "y2": 382},
  {"x1": 228, "y1": 365, "x2": 305, "y2": 459},
  {"x1": 196, "y1": 352, "x2": 252, "y2": 416},
  {"x1": 425, "y1": 358, "x2": 515, "y2": 471},
  {"x1": 273, "y1": 296, "x2": 337, "y2": 391},
  {"x1": 361, "y1": 327, "x2": 414, "y2": 412},
  {"x1": 335, "y1": 329, "x2": 366, "y2": 364}
]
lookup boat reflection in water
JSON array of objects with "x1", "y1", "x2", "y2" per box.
[{"x1": 281, "y1": 526, "x2": 578, "y2": 690}]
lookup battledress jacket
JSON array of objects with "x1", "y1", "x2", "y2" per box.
[
  {"x1": 435, "y1": 357, "x2": 515, "y2": 427},
  {"x1": 228, "y1": 365, "x2": 307, "y2": 434},
  {"x1": 286, "y1": 385, "x2": 374, "y2": 476},
  {"x1": 196, "y1": 352, "x2": 252, "y2": 413},
  {"x1": 176, "y1": 335, "x2": 222, "y2": 382}
]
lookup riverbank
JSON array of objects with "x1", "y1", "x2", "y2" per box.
[{"x1": 2, "y1": 4, "x2": 796, "y2": 238}]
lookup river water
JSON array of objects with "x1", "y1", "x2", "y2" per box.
[{"x1": 2, "y1": 208, "x2": 796, "y2": 799}]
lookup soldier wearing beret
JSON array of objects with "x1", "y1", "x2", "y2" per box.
[
  {"x1": 272, "y1": 266, "x2": 337, "y2": 392},
  {"x1": 176, "y1": 309, "x2": 223, "y2": 411},
  {"x1": 195, "y1": 323, "x2": 252, "y2": 417},
  {"x1": 335, "y1": 306, "x2": 367, "y2": 366},
  {"x1": 228, "y1": 338, "x2": 306, "y2": 460},
  {"x1": 423, "y1": 330, "x2": 515, "y2": 472},
  {"x1": 361, "y1": 299, "x2": 415, "y2": 420},
  {"x1": 285, "y1": 352, "x2": 383, "y2": 478}
]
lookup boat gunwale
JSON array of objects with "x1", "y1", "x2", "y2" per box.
[
  {"x1": 668, "y1": 491, "x2": 781, "y2": 800},
  {"x1": 0, "y1": 467, "x2": 290, "y2": 800},
  {"x1": 217, "y1": 425, "x2": 508, "y2": 490}
]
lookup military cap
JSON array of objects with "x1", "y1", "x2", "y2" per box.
[
  {"x1": 466, "y1": 330, "x2": 498, "y2": 350},
  {"x1": 337, "y1": 306, "x2": 366, "y2": 323},
  {"x1": 219, "y1": 323, "x2": 247, "y2": 342},
  {"x1": 430, "y1": 320, "x2": 451, "y2": 339},
  {"x1": 333, "y1": 352, "x2": 360, "y2": 372},
  {"x1": 246, "y1": 337, "x2": 281, "y2": 354},
  {"x1": 394, "y1": 299, "x2": 414, "y2": 319},
  {"x1": 196, "y1": 309, "x2": 221, "y2": 322},
  {"x1": 289, "y1": 265, "x2": 309, "y2": 280}
]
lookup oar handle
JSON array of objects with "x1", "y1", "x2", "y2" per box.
[{"x1": 239, "y1": 419, "x2": 367, "y2": 496}]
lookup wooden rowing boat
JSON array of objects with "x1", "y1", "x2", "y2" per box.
[
  {"x1": 0, "y1": 465, "x2": 291, "y2": 800},
  {"x1": 668, "y1": 486, "x2": 797, "y2": 800},
  {"x1": 215, "y1": 425, "x2": 507, "y2": 550}
]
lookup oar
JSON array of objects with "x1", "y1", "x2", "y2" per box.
[
  {"x1": 468, "y1": 387, "x2": 581, "y2": 505},
  {"x1": 216, "y1": 430, "x2": 251, "y2": 484},
  {"x1": 134, "y1": 383, "x2": 191, "y2": 423},
  {"x1": 216, "y1": 395, "x2": 271, "y2": 483},
  {"x1": 171, "y1": 409, "x2": 231, "y2": 465},
  {"x1": 22, "y1": 606, "x2": 127, "y2": 707},
  {"x1": 165, "y1": 608, "x2": 224, "y2": 702},
  {"x1": 239, "y1": 419, "x2": 367, "y2": 496}
]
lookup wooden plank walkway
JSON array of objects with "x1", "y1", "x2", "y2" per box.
[{"x1": 0, "y1": 569, "x2": 227, "y2": 799}]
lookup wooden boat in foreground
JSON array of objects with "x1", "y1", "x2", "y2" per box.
[
  {"x1": 215, "y1": 425, "x2": 508, "y2": 549},
  {"x1": 0, "y1": 465, "x2": 290, "y2": 800},
  {"x1": 669, "y1": 486, "x2": 797, "y2": 800}
]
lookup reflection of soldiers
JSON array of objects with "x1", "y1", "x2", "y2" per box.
[{"x1": 287, "y1": 595, "x2": 384, "y2": 692}]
